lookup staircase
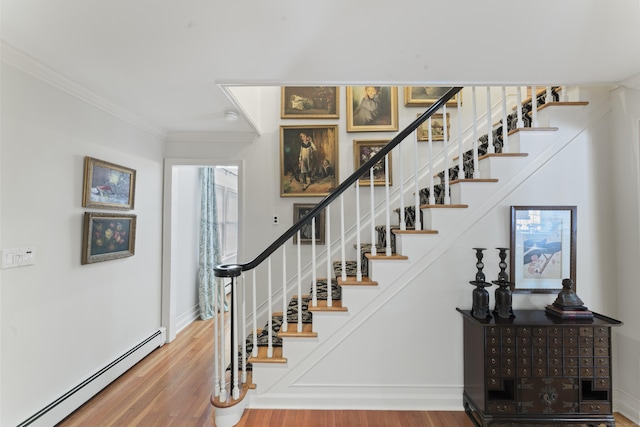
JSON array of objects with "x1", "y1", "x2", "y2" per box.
[{"x1": 212, "y1": 86, "x2": 610, "y2": 427}]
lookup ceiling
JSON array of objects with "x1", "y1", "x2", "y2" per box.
[{"x1": 2, "y1": 0, "x2": 639, "y2": 138}]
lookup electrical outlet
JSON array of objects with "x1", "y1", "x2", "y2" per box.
[{"x1": 272, "y1": 215, "x2": 279, "y2": 225}]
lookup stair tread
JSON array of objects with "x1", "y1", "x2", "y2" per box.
[
  {"x1": 248, "y1": 346, "x2": 286, "y2": 364},
  {"x1": 392, "y1": 229, "x2": 438, "y2": 235},
  {"x1": 453, "y1": 152, "x2": 528, "y2": 162},
  {"x1": 507, "y1": 126, "x2": 558, "y2": 136},
  {"x1": 211, "y1": 371, "x2": 254, "y2": 408},
  {"x1": 278, "y1": 321, "x2": 317, "y2": 338},
  {"x1": 538, "y1": 101, "x2": 588, "y2": 111},
  {"x1": 308, "y1": 299, "x2": 348, "y2": 311},
  {"x1": 365, "y1": 253, "x2": 408, "y2": 260},
  {"x1": 450, "y1": 178, "x2": 498, "y2": 185},
  {"x1": 420, "y1": 203, "x2": 468, "y2": 209},
  {"x1": 337, "y1": 276, "x2": 378, "y2": 286}
]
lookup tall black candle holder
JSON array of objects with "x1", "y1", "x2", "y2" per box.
[
  {"x1": 469, "y1": 248, "x2": 492, "y2": 319},
  {"x1": 492, "y1": 247, "x2": 514, "y2": 319}
]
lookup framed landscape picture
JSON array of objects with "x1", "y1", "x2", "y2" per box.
[
  {"x1": 281, "y1": 86, "x2": 339, "y2": 119},
  {"x1": 293, "y1": 204, "x2": 325, "y2": 245},
  {"x1": 404, "y1": 86, "x2": 461, "y2": 107},
  {"x1": 280, "y1": 125, "x2": 339, "y2": 197},
  {"x1": 417, "y1": 113, "x2": 450, "y2": 142},
  {"x1": 346, "y1": 86, "x2": 398, "y2": 132},
  {"x1": 353, "y1": 139, "x2": 392, "y2": 186},
  {"x1": 510, "y1": 206, "x2": 577, "y2": 293},
  {"x1": 82, "y1": 212, "x2": 137, "y2": 264},
  {"x1": 82, "y1": 157, "x2": 136, "y2": 210}
]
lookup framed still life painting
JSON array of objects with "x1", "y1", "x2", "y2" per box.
[
  {"x1": 82, "y1": 157, "x2": 136, "y2": 210},
  {"x1": 353, "y1": 139, "x2": 392, "y2": 186},
  {"x1": 510, "y1": 206, "x2": 577, "y2": 293},
  {"x1": 346, "y1": 86, "x2": 398, "y2": 132},
  {"x1": 404, "y1": 86, "x2": 461, "y2": 107},
  {"x1": 82, "y1": 212, "x2": 137, "y2": 264},
  {"x1": 281, "y1": 86, "x2": 339, "y2": 119},
  {"x1": 280, "y1": 125, "x2": 339, "y2": 197}
]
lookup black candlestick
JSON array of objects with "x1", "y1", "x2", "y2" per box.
[
  {"x1": 492, "y1": 247, "x2": 514, "y2": 319},
  {"x1": 470, "y1": 248, "x2": 492, "y2": 319}
]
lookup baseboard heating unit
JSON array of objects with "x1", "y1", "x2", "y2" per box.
[{"x1": 17, "y1": 327, "x2": 166, "y2": 427}]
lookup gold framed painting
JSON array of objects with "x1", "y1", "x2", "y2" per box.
[
  {"x1": 404, "y1": 86, "x2": 461, "y2": 107},
  {"x1": 280, "y1": 125, "x2": 339, "y2": 197},
  {"x1": 416, "y1": 113, "x2": 450, "y2": 141},
  {"x1": 281, "y1": 86, "x2": 339, "y2": 119},
  {"x1": 346, "y1": 86, "x2": 398, "y2": 132},
  {"x1": 81, "y1": 212, "x2": 137, "y2": 264},
  {"x1": 293, "y1": 203, "x2": 325, "y2": 245},
  {"x1": 353, "y1": 140, "x2": 392, "y2": 186},
  {"x1": 82, "y1": 157, "x2": 136, "y2": 210}
]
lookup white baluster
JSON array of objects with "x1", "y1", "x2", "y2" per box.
[
  {"x1": 355, "y1": 183, "x2": 362, "y2": 281},
  {"x1": 428, "y1": 118, "x2": 436, "y2": 203},
  {"x1": 546, "y1": 86, "x2": 552, "y2": 105},
  {"x1": 252, "y1": 270, "x2": 257, "y2": 357},
  {"x1": 219, "y1": 276, "x2": 227, "y2": 402},
  {"x1": 282, "y1": 245, "x2": 288, "y2": 332},
  {"x1": 370, "y1": 168, "x2": 377, "y2": 256},
  {"x1": 531, "y1": 86, "x2": 539, "y2": 127},
  {"x1": 232, "y1": 276, "x2": 239, "y2": 399},
  {"x1": 486, "y1": 86, "x2": 494, "y2": 154},
  {"x1": 241, "y1": 272, "x2": 247, "y2": 383},
  {"x1": 213, "y1": 266, "x2": 220, "y2": 398},
  {"x1": 457, "y1": 93, "x2": 464, "y2": 179},
  {"x1": 414, "y1": 128, "x2": 422, "y2": 226},
  {"x1": 267, "y1": 257, "x2": 273, "y2": 358},
  {"x1": 501, "y1": 86, "x2": 509, "y2": 153},
  {"x1": 443, "y1": 104, "x2": 451, "y2": 205},
  {"x1": 326, "y1": 206, "x2": 333, "y2": 304},
  {"x1": 311, "y1": 217, "x2": 317, "y2": 307},
  {"x1": 472, "y1": 87, "x2": 479, "y2": 178},
  {"x1": 516, "y1": 86, "x2": 524, "y2": 129},
  {"x1": 340, "y1": 194, "x2": 346, "y2": 282},
  {"x1": 385, "y1": 153, "x2": 392, "y2": 255},
  {"x1": 297, "y1": 230, "x2": 302, "y2": 332},
  {"x1": 561, "y1": 85, "x2": 568, "y2": 102},
  {"x1": 399, "y1": 143, "x2": 406, "y2": 231}
]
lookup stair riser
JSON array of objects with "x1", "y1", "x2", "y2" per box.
[
  {"x1": 449, "y1": 181, "x2": 500, "y2": 206},
  {"x1": 367, "y1": 258, "x2": 414, "y2": 284},
  {"x1": 508, "y1": 131, "x2": 557, "y2": 158},
  {"x1": 339, "y1": 286, "x2": 382, "y2": 312},
  {"x1": 478, "y1": 155, "x2": 530, "y2": 182},
  {"x1": 394, "y1": 233, "x2": 440, "y2": 258},
  {"x1": 421, "y1": 208, "x2": 467, "y2": 230},
  {"x1": 536, "y1": 107, "x2": 586, "y2": 128}
]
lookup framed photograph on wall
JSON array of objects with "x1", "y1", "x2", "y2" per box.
[
  {"x1": 82, "y1": 157, "x2": 136, "y2": 210},
  {"x1": 281, "y1": 86, "x2": 339, "y2": 119},
  {"x1": 293, "y1": 204, "x2": 325, "y2": 245},
  {"x1": 416, "y1": 113, "x2": 450, "y2": 142},
  {"x1": 353, "y1": 139, "x2": 392, "y2": 186},
  {"x1": 404, "y1": 86, "x2": 461, "y2": 107},
  {"x1": 82, "y1": 212, "x2": 137, "y2": 264},
  {"x1": 510, "y1": 206, "x2": 577, "y2": 293},
  {"x1": 280, "y1": 125, "x2": 339, "y2": 197},
  {"x1": 346, "y1": 86, "x2": 398, "y2": 132}
]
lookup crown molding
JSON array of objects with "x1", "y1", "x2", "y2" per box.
[
  {"x1": 165, "y1": 131, "x2": 257, "y2": 144},
  {"x1": 1, "y1": 41, "x2": 167, "y2": 140}
]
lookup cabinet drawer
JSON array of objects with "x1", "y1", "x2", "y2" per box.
[
  {"x1": 549, "y1": 367, "x2": 563, "y2": 377},
  {"x1": 595, "y1": 367, "x2": 610, "y2": 378},
  {"x1": 564, "y1": 367, "x2": 579, "y2": 376},
  {"x1": 533, "y1": 357, "x2": 547, "y2": 367},
  {"x1": 595, "y1": 357, "x2": 610, "y2": 368},
  {"x1": 593, "y1": 378, "x2": 610, "y2": 390},
  {"x1": 532, "y1": 346, "x2": 546, "y2": 357},
  {"x1": 579, "y1": 347, "x2": 593, "y2": 357},
  {"x1": 549, "y1": 336, "x2": 563, "y2": 346},
  {"x1": 594, "y1": 347, "x2": 609, "y2": 357},
  {"x1": 532, "y1": 337, "x2": 546, "y2": 346},
  {"x1": 594, "y1": 327, "x2": 609, "y2": 337},
  {"x1": 564, "y1": 336, "x2": 579, "y2": 346},
  {"x1": 580, "y1": 336, "x2": 593, "y2": 347},
  {"x1": 548, "y1": 326, "x2": 562, "y2": 337},
  {"x1": 579, "y1": 326, "x2": 593, "y2": 337},
  {"x1": 517, "y1": 327, "x2": 532, "y2": 336},
  {"x1": 487, "y1": 403, "x2": 516, "y2": 414},
  {"x1": 565, "y1": 357, "x2": 578, "y2": 367},
  {"x1": 487, "y1": 377, "x2": 501, "y2": 389},
  {"x1": 532, "y1": 367, "x2": 547, "y2": 377},
  {"x1": 502, "y1": 336, "x2": 516, "y2": 346},
  {"x1": 580, "y1": 357, "x2": 594, "y2": 367},
  {"x1": 594, "y1": 336, "x2": 610, "y2": 347},
  {"x1": 565, "y1": 327, "x2": 579, "y2": 336},
  {"x1": 533, "y1": 327, "x2": 547, "y2": 337},
  {"x1": 580, "y1": 367, "x2": 595, "y2": 377},
  {"x1": 580, "y1": 403, "x2": 611, "y2": 414},
  {"x1": 564, "y1": 347, "x2": 579, "y2": 357}
]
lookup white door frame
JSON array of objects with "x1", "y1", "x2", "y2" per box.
[{"x1": 161, "y1": 158, "x2": 243, "y2": 342}]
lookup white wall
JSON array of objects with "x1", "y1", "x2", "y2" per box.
[
  {"x1": 0, "y1": 63, "x2": 165, "y2": 426},
  {"x1": 610, "y1": 85, "x2": 640, "y2": 421}
]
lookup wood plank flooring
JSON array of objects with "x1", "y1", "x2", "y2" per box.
[{"x1": 57, "y1": 317, "x2": 638, "y2": 427}]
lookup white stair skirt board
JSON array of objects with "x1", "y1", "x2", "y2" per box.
[
  {"x1": 17, "y1": 328, "x2": 165, "y2": 427},
  {"x1": 215, "y1": 398, "x2": 249, "y2": 427}
]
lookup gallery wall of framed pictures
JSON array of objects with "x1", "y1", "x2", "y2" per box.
[
  {"x1": 81, "y1": 156, "x2": 137, "y2": 264},
  {"x1": 279, "y1": 86, "x2": 461, "y2": 243}
]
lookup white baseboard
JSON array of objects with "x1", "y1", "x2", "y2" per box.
[
  {"x1": 614, "y1": 387, "x2": 640, "y2": 425},
  {"x1": 176, "y1": 305, "x2": 200, "y2": 333},
  {"x1": 18, "y1": 329, "x2": 164, "y2": 427}
]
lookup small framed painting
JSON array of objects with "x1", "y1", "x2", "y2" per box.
[
  {"x1": 281, "y1": 86, "x2": 339, "y2": 119},
  {"x1": 346, "y1": 86, "x2": 398, "y2": 132},
  {"x1": 417, "y1": 113, "x2": 450, "y2": 142},
  {"x1": 293, "y1": 204, "x2": 325, "y2": 245},
  {"x1": 82, "y1": 157, "x2": 136, "y2": 210},
  {"x1": 404, "y1": 86, "x2": 461, "y2": 107},
  {"x1": 82, "y1": 212, "x2": 137, "y2": 264},
  {"x1": 510, "y1": 206, "x2": 577, "y2": 293},
  {"x1": 353, "y1": 139, "x2": 392, "y2": 186}
]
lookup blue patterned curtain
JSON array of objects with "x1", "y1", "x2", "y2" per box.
[{"x1": 198, "y1": 167, "x2": 222, "y2": 320}]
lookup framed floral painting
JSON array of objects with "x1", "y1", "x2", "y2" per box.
[
  {"x1": 82, "y1": 212, "x2": 137, "y2": 264},
  {"x1": 353, "y1": 139, "x2": 392, "y2": 186}
]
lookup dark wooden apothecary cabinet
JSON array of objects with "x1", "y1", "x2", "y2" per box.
[{"x1": 457, "y1": 308, "x2": 622, "y2": 427}]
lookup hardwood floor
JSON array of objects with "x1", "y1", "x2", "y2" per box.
[{"x1": 57, "y1": 317, "x2": 638, "y2": 427}]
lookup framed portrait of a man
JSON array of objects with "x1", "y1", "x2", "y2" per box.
[
  {"x1": 346, "y1": 86, "x2": 398, "y2": 132},
  {"x1": 280, "y1": 125, "x2": 339, "y2": 197}
]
